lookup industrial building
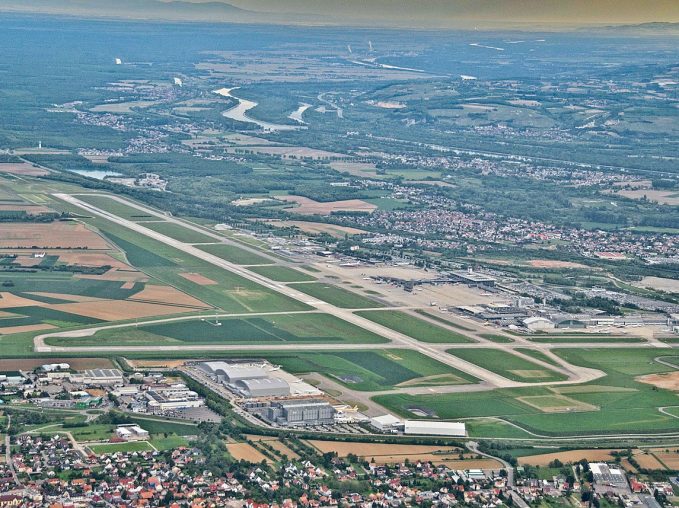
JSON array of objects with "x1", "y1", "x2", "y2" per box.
[
  {"x1": 523, "y1": 316, "x2": 555, "y2": 331},
  {"x1": 450, "y1": 269, "x2": 496, "y2": 288},
  {"x1": 245, "y1": 399, "x2": 335, "y2": 427},
  {"x1": 115, "y1": 425, "x2": 150, "y2": 442},
  {"x1": 69, "y1": 369, "x2": 124, "y2": 386},
  {"x1": 403, "y1": 420, "x2": 466, "y2": 437},
  {"x1": 198, "y1": 361, "x2": 267, "y2": 383},
  {"x1": 234, "y1": 377, "x2": 290, "y2": 398},
  {"x1": 370, "y1": 414, "x2": 403, "y2": 432},
  {"x1": 145, "y1": 384, "x2": 204, "y2": 411}
]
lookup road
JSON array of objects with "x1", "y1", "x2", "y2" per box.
[{"x1": 467, "y1": 441, "x2": 517, "y2": 489}]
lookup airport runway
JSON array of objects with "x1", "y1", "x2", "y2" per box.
[{"x1": 43, "y1": 192, "x2": 608, "y2": 390}]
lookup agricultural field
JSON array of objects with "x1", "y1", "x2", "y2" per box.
[
  {"x1": 307, "y1": 439, "x2": 499, "y2": 468},
  {"x1": 0, "y1": 222, "x2": 110, "y2": 249},
  {"x1": 85, "y1": 220, "x2": 308, "y2": 313},
  {"x1": 0, "y1": 268, "x2": 210, "y2": 335},
  {"x1": 289, "y1": 282, "x2": 384, "y2": 309},
  {"x1": 517, "y1": 449, "x2": 621, "y2": 466},
  {"x1": 46, "y1": 312, "x2": 388, "y2": 346},
  {"x1": 355, "y1": 310, "x2": 473, "y2": 343},
  {"x1": 374, "y1": 349, "x2": 679, "y2": 437},
  {"x1": 247, "y1": 265, "x2": 315, "y2": 282},
  {"x1": 227, "y1": 442, "x2": 272, "y2": 463},
  {"x1": 446, "y1": 349, "x2": 568, "y2": 383},
  {"x1": 197, "y1": 243, "x2": 272, "y2": 265},
  {"x1": 266, "y1": 349, "x2": 479, "y2": 392}
]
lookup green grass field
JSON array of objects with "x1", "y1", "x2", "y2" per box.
[
  {"x1": 355, "y1": 310, "x2": 472, "y2": 343},
  {"x1": 514, "y1": 348, "x2": 562, "y2": 368},
  {"x1": 46, "y1": 313, "x2": 388, "y2": 347},
  {"x1": 413, "y1": 310, "x2": 474, "y2": 331},
  {"x1": 76, "y1": 194, "x2": 155, "y2": 220},
  {"x1": 247, "y1": 265, "x2": 316, "y2": 282},
  {"x1": 262, "y1": 349, "x2": 479, "y2": 392},
  {"x1": 527, "y1": 335, "x2": 645, "y2": 343},
  {"x1": 375, "y1": 348, "x2": 679, "y2": 437},
  {"x1": 198, "y1": 243, "x2": 271, "y2": 265},
  {"x1": 89, "y1": 441, "x2": 154, "y2": 454},
  {"x1": 447, "y1": 348, "x2": 567, "y2": 383},
  {"x1": 142, "y1": 221, "x2": 217, "y2": 244},
  {"x1": 480, "y1": 334, "x2": 514, "y2": 343},
  {"x1": 289, "y1": 282, "x2": 383, "y2": 309}
]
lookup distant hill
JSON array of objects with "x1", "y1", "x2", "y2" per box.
[
  {"x1": 2, "y1": 0, "x2": 678, "y2": 30},
  {"x1": 590, "y1": 22, "x2": 679, "y2": 34},
  {"x1": 0, "y1": 0, "x2": 251, "y2": 22}
]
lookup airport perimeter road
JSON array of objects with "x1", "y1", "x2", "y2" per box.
[{"x1": 47, "y1": 193, "x2": 604, "y2": 389}]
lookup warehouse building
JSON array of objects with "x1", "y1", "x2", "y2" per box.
[
  {"x1": 245, "y1": 399, "x2": 335, "y2": 426},
  {"x1": 370, "y1": 414, "x2": 403, "y2": 432},
  {"x1": 115, "y1": 425, "x2": 150, "y2": 442},
  {"x1": 523, "y1": 316, "x2": 555, "y2": 331},
  {"x1": 234, "y1": 377, "x2": 290, "y2": 398},
  {"x1": 198, "y1": 361, "x2": 267, "y2": 383},
  {"x1": 145, "y1": 384, "x2": 204, "y2": 411},
  {"x1": 266, "y1": 399, "x2": 335, "y2": 426},
  {"x1": 404, "y1": 420, "x2": 466, "y2": 437},
  {"x1": 70, "y1": 369, "x2": 124, "y2": 386},
  {"x1": 450, "y1": 269, "x2": 496, "y2": 288}
]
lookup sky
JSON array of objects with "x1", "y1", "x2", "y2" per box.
[
  {"x1": 222, "y1": 0, "x2": 679, "y2": 25},
  {"x1": 2, "y1": 0, "x2": 679, "y2": 28}
]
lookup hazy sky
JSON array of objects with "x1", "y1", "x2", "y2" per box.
[
  {"x1": 3, "y1": 0, "x2": 679, "y2": 28},
  {"x1": 205, "y1": 0, "x2": 679, "y2": 25}
]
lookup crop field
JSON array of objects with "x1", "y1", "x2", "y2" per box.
[
  {"x1": 247, "y1": 265, "x2": 315, "y2": 282},
  {"x1": 266, "y1": 220, "x2": 367, "y2": 239},
  {"x1": 0, "y1": 271, "x2": 210, "y2": 332},
  {"x1": 268, "y1": 349, "x2": 478, "y2": 392},
  {"x1": 307, "y1": 440, "x2": 499, "y2": 468},
  {"x1": 277, "y1": 195, "x2": 377, "y2": 215},
  {"x1": 197, "y1": 243, "x2": 271, "y2": 265},
  {"x1": 0, "y1": 222, "x2": 110, "y2": 249},
  {"x1": 289, "y1": 282, "x2": 383, "y2": 309},
  {"x1": 90, "y1": 222, "x2": 308, "y2": 313},
  {"x1": 142, "y1": 221, "x2": 217, "y2": 244},
  {"x1": 356, "y1": 310, "x2": 472, "y2": 343},
  {"x1": 374, "y1": 349, "x2": 679, "y2": 437},
  {"x1": 446, "y1": 349, "x2": 567, "y2": 383},
  {"x1": 518, "y1": 449, "x2": 620, "y2": 466},
  {"x1": 49, "y1": 312, "x2": 388, "y2": 347},
  {"x1": 227, "y1": 442, "x2": 271, "y2": 463}
]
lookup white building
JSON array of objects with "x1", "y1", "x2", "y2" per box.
[
  {"x1": 111, "y1": 385, "x2": 141, "y2": 397},
  {"x1": 41, "y1": 363, "x2": 70, "y2": 372},
  {"x1": 370, "y1": 414, "x2": 403, "y2": 432},
  {"x1": 145, "y1": 384, "x2": 204, "y2": 411},
  {"x1": 70, "y1": 369, "x2": 124, "y2": 386},
  {"x1": 523, "y1": 316, "x2": 555, "y2": 331},
  {"x1": 115, "y1": 425, "x2": 150, "y2": 441},
  {"x1": 403, "y1": 420, "x2": 466, "y2": 437}
]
